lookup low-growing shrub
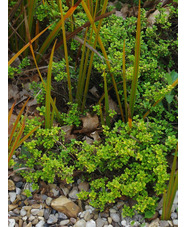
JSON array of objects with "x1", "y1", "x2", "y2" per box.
[{"x1": 18, "y1": 116, "x2": 177, "y2": 216}]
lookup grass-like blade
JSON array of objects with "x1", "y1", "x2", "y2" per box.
[
  {"x1": 8, "y1": 98, "x2": 30, "y2": 148},
  {"x1": 81, "y1": 0, "x2": 124, "y2": 121},
  {"x1": 162, "y1": 144, "x2": 178, "y2": 220},
  {"x1": 58, "y1": 0, "x2": 72, "y2": 102},
  {"x1": 36, "y1": 0, "x2": 82, "y2": 63},
  {"x1": 8, "y1": 24, "x2": 51, "y2": 66},
  {"x1": 45, "y1": 40, "x2": 57, "y2": 129},
  {"x1": 129, "y1": 0, "x2": 141, "y2": 118}
]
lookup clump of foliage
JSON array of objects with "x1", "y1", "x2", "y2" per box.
[
  {"x1": 18, "y1": 116, "x2": 177, "y2": 216},
  {"x1": 8, "y1": 57, "x2": 30, "y2": 79}
]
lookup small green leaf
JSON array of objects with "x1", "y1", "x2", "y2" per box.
[
  {"x1": 144, "y1": 210, "x2": 155, "y2": 219},
  {"x1": 165, "y1": 94, "x2": 174, "y2": 104}
]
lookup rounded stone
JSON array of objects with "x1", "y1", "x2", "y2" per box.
[
  {"x1": 171, "y1": 212, "x2": 178, "y2": 220},
  {"x1": 44, "y1": 209, "x2": 51, "y2": 219},
  {"x1": 59, "y1": 219, "x2": 70, "y2": 225},
  {"x1": 110, "y1": 213, "x2": 120, "y2": 223},
  {"x1": 74, "y1": 219, "x2": 86, "y2": 227},
  {"x1": 173, "y1": 219, "x2": 178, "y2": 226},
  {"x1": 84, "y1": 210, "x2": 92, "y2": 221},
  {"x1": 58, "y1": 212, "x2": 68, "y2": 219},
  {"x1": 16, "y1": 187, "x2": 21, "y2": 195},
  {"x1": 8, "y1": 180, "x2": 16, "y2": 191},
  {"x1": 31, "y1": 208, "x2": 40, "y2": 215},
  {"x1": 46, "y1": 197, "x2": 53, "y2": 206},
  {"x1": 8, "y1": 219, "x2": 15, "y2": 227},
  {"x1": 121, "y1": 220, "x2": 127, "y2": 226},
  {"x1": 108, "y1": 217, "x2": 112, "y2": 224},
  {"x1": 69, "y1": 187, "x2": 79, "y2": 200},
  {"x1": 47, "y1": 214, "x2": 58, "y2": 224},
  {"x1": 35, "y1": 220, "x2": 46, "y2": 227},
  {"x1": 109, "y1": 208, "x2": 117, "y2": 214},
  {"x1": 86, "y1": 219, "x2": 96, "y2": 227},
  {"x1": 20, "y1": 208, "x2": 27, "y2": 216},
  {"x1": 15, "y1": 181, "x2": 24, "y2": 188},
  {"x1": 70, "y1": 217, "x2": 77, "y2": 224}
]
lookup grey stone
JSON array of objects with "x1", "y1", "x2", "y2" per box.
[
  {"x1": 109, "y1": 208, "x2": 117, "y2": 214},
  {"x1": 69, "y1": 187, "x2": 79, "y2": 200},
  {"x1": 121, "y1": 220, "x2": 127, "y2": 226},
  {"x1": 84, "y1": 210, "x2": 92, "y2": 221},
  {"x1": 173, "y1": 219, "x2": 178, "y2": 226},
  {"x1": 15, "y1": 181, "x2": 24, "y2": 188},
  {"x1": 28, "y1": 215, "x2": 35, "y2": 221},
  {"x1": 86, "y1": 219, "x2": 96, "y2": 227},
  {"x1": 116, "y1": 201, "x2": 125, "y2": 209},
  {"x1": 44, "y1": 209, "x2": 51, "y2": 219},
  {"x1": 22, "y1": 216, "x2": 28, "y2": 221},
  {"x1": 171, "y1": 212, "x2": 178, "y2": 220},
  {"x1": 85, "y1": 205, "x2": 95, "y2": 212},
  {"x1": 59, "y1": 219, "x2": 70, "y2": 225},
  {"x1": 110, "y1": 213, "x2": 120, "y2": 223},
  {"x1": 8, "y1": 219, "x2": 15, "y2": 227},
  {"x1": 159, "y1": 220, "x2": 170, "y2": 227},
  {"x1": 32, "y1": 218, "x2": 39, "y2": 225},
  {"x1": 78, "y1": 182, "x2": 89, "y2": 192},
  {"x1": 149, "y1": 218, "x2": 160, "y2": 227},
  {"x1": 46, "y1": 197, "x2": 53, "y2": 206},
  {"x1": 35, "y1": 220, "x2": 46, "y2": 227},
  {"x1": 20, "y1": 208, "x2": 27, "y2": 216},
  {"x1": 58, "y1": 212, "x2": 68, "y2": 219},
  {"x1": 74, "y1": 219, "x2": 86, "y2": 227},
  {"x1": 47, "y1": 214, "x2": 58, "y2": 224},
  {"x1": 51, "y1": 188, "x2": 59, "y2": 196},
  {"x1": 31, "y1": 208, "x2": 40, "y2": 215},
  {"x1": 15, "y1": 187, "x2": 21, "y2": 195},
  {"x1": 9, "y1": 192, "x2": 17, "y2": 203},
  {"x1": 41, "y1": 195, "x2": 48, "y2": 201},
  {"x1": 60, "y1": 185, "x2": 69, "y2": 196},
  {"x1": 70, "y1": 217, "x2": 76, "y2": 224},
  {"x1": 96, "y1": 217, "x2": 108, "y2": 227}
]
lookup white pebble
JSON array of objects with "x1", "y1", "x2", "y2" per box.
[
  {"x1": 20, "y1": 208, "x2": 27, "y2": 216},
  {"x1": 110, "y1": 213, "x2": 120, "y2": 223},
  {"x1": 35, "y1": 220, "x2": 45, "y2": 227},
  {"x1": 9, "y1": 192, "x2": 16, "y2": 203},
  {"x1": 86, "y1": 219, "x2": 96, "y2": 227},
  {"x1": 8, "y1": 219, "x2": 15, "y2": 227},
  {"x1": 173, "y1": 219, "x2": 178, "y2": 226},
  {"x1": 121, "y1": 220, "x2": 127, "y2": 226},
  {"x1": 171, "y1": 212, "x2": 178, "y2": 220},
  {"x1": 74, "y1": 219, "x2": 86, "y2": 227},
  {"x1": 16, "y1": 187, "x2": 21, "y2": 195}
]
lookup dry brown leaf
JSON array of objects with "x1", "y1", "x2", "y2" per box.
[
  {"x1": 81, "y1": 113, "x2": 99, "y2": 133},
  {"x1": 121, "y1": 4, "x2": 129, "y2": 18},
  {"x1": 108, "y1": 96, "x2": 120, "y2": 114},
  {"x1": 8, "y1": 113, "x2": 17, "y2": 137},
  {"x1": 61, "y1": 125, "x2": 77, "y2": 142},
  {"x1": 89, "y1": 86, "x2": 100, "y2": 98},
  {"x1": 90, "y1": 131, "x2": 101, "y2": 142},
  {"x1": 8, "y1": 84, "x2": 20, "y2": 100},
  {"x1": 83, "y1": 136, "x2": 94, "y2": 145},
  {"x1": 74, "y1": 113, "x2": 99, "y2": 134},
  {"x1": 147, "y1": 7, "x2": 170, "y2": 26}
]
